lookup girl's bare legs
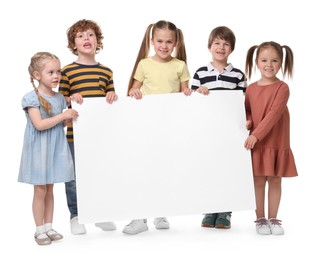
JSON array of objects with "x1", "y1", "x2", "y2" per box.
[
  {"x1": 33, "y1": 185, "x2": 47, "y2": 227},
  {"x1": 254, "y1": 176, "x2": 267, "y2": 218},
  {"x1": 33, "y1": 184, "x2": 54, "y2": 226},
  {"x1": 253, "y1": 176, "x2": 271, "y2": 235},
  {"x1": 44, "y1": 184, "x2": 54, "y2": 224},
  {"x1": 267, "y1": 176, "x2": 284, "y2": 234},
  {"x1": 267, "y1": 176, "x2": 282, "y2": 219},
  {"x1": 42, "y1": 184, "x2": 63, "y2": 241},
  {"x1": 33, "y1": 185, "x2": 52, "y2": 245}
]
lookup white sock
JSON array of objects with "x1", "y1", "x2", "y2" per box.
[
  {"x1": 44, "y1": 223, "x2": 52, "y2": 232},
  {"x1": 36, "y1": 225, "x2": 47, "y2": 238}
]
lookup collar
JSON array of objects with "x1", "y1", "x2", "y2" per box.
[{"x1": 207, "y1": 62, "x2": 233, "y2": 73}]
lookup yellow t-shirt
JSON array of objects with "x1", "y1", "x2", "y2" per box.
[{"x1": 134, "y1": 57, "x2": 190, "y2": 95}]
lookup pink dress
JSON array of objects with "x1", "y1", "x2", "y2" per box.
[{"x1": 245, "y1": 81, "x2": 298, "y2": 177}]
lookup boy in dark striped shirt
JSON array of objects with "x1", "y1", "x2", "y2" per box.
[{"x1": 191, "y1": 26, "x2": 246, "y2": 229}]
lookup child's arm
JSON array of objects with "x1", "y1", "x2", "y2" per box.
[
  {"x1": 244, "y1": 87, "x2": 255, "y2": 150},
  {"x1": 129, "y1": 80, "x2": 143, "y2": 99},
  {"x1": 251, "y1": 84, "x2": 289, "y2": 142},
  {"x1": 28, "y1": 107, "x2": 79, "y2": 131},
  {"x1": 245, "y1": 89, "x2": 253, "y2": 128},
  {"x1": 180, "y1": 81, "x2": 192, "y2": 96}
]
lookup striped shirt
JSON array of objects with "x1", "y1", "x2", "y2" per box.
[
  {"x1": 59, "y1": 62, "x2": 115, "y2": 142},
  {"x1": 191, "y1": 63, "x2": 246, "y2": 91}
]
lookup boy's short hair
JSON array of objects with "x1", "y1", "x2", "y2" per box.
[
  {"x1": 67, "y1": 19, "x2": 104, "y2": 55},
  {"x1": 208, "y1": 26, "x2": 236, "y2": 51}
]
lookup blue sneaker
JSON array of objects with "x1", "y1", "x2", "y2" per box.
[{"x1": 201, "y1": 213, "x2": 217, "y2": 228}]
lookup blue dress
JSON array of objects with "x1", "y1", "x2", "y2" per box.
[{"x1": 18, "y1": 91, "x2": 75, "y2": 185}]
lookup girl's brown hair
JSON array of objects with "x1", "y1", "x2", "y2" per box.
[
  {"x1": 245, "y1": 41, "x2": 294, "y2": 80},
  {"x1": 127, "y1": 20, "x2": 187, "y2": 95},
  {"x1": 67, "y1": 19, "x2": 104, "y2": 55},
  {"x1": 28, "y1": 52, "x2": 60, "y2": 114}
]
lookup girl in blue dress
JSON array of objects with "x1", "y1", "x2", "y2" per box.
[{"x1": 18, "y1": 52, "x2": 79, "y2": 245}]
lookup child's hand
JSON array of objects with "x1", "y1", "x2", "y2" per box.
[
  {"x1": 106, "y1": 91, "x2": 118, "y2": 104},
  {"x1": 246, "y1": 120, "x2": 253, "y2": 130},
  {"x1": 62, "y1": 108, "x2": 79, "y2": 120},
  {"x1": 70, "y1": 93, "x2": 83, "y2": 104},
  {"x1": 244, "y1": 135, "x2": 258, "y2": 150},
  {"x1": 129, "y1": 88, "x2": 143, "y2": 99},
  {"x1": 182, "y1": 87, "x2": 192, "y2": 96},
  {"x1": 63, "y1": 118, "x2": 72, "y2": 126},
  {"x1": 196, "y1": 86, "x2": 209, "y2": 95}
]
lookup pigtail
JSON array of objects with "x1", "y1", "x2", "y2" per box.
[
  {"x1": 28, "y1": 52, "x2": 59, "y2": 114},
  {"x1": 31, "y1": 77, "x2": 52, "y2": 114},
  {"x1": 174, "y1": 28, "x2": 187, "y2": 64},
  {"x1": 245, "y1": 45, "x2": 258, "y2": 81},
  {"x1": 127, "y1": 24, "x2": 154, "y2": 95},
  {"x1": 282, "y1": 45, "x2": 294, "y2": 78}
]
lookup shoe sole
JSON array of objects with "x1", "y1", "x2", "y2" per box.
[
  {"x1": 155, "y1": 225, "x2": 170, "y2": 229},
  {"x1": 256, "y1": 232, "x2": 271, "y2": 235},
  {"x1": 95, "y1": 223, "x2": 117, "y2": 231},
  {"x1": 71, "y1": 227, "x2": 87, "y2": 235},
  {"x1": 201, "y1": 224, "x2": 215, "y2": 228},
  {"x1": 47, "y1": 235, "x2": 63, "y2": 241},
  {"x1": 271, "y1": 231, "x2": 284, "y2": 235},
  {"x1": 34, "y1": 237, "x2": 52, "y2": 245},
  {"x1": 215, "y1": 224, "x2": 231, "y2": 229},
  {"x1": 122, "y1": 227, "x2": 148, "y2": 235},
  {"x1": 98, "y1": 228, "x2": 116, "y2": 231},
  {"x1": 71, "y1": 230, "x2": 87, "y2": 235}
]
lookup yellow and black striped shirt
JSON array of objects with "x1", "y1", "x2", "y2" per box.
[{"x1": 59, "y1": 62, "x2": 115, "y2": 142}]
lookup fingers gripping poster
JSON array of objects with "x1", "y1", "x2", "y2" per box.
[{"x1": 72, "y1": 91, "x2": 255, "y2": 223}]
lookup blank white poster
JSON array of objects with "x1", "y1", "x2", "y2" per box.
[{"x1": 73, "y1": 91, "x2": 255, "y2": 223}]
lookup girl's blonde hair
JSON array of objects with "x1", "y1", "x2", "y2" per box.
[
  {"x1": 245, "y1": 41, "x2": 294, "y2": 81},
  {"x1": 127, "y1": 20, "x2": 187, "y2": 95},
  {"x1": 28, "y1": 52, "x2": 60, "y2": 114}
]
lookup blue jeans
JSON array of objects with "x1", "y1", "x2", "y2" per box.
[{"x1": 65, "y1": 142, "x2": 78, "y2": 219}]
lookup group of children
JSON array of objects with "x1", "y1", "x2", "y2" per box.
[{"x1": 18, "y1": 19, "x2": 298, "y2": 245}]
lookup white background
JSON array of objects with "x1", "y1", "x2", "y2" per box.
[{"x1": 0, "y1": 0, "x2": 321, "y2": 259}]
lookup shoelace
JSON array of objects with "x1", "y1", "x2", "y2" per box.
[
  {"x1": 217, "y1": 213, "x2": 229, "y2": 219},
  {"x1": 127, "y1": 220, "x2": 139, "y2": 227},
  {"x1": 254, "y1": 217, "x2": 268, "y2": 226},
  {"x1": 127, "y1": 219, "x2": 146, "y2": 228},
  {"x1": 269, "y1": 218, "x2": 282, "y2": 225}
]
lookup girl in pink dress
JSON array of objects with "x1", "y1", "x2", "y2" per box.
[{"x1": 244, "y1": 41, "x2": 298, "y2": 235}]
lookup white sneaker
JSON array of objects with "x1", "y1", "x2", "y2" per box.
[
  {"x1": 70, "y1": 216, "x2": 87, "y2": 235},
  {"x1": 255, "y1": 217, "x2": 271, "y2": 235},
  {"x1": 95, "y1": 222, "x2": 117, "y2": 231},
  {"x1": 122, "y1": 219, "x2": 148, "y2": 235},
  {"x1": 268, "y1": 218, "x2": 284, "y2": 235},
  {"x1": 154, "y1": 217, "x2": 170, "y2": 229}
]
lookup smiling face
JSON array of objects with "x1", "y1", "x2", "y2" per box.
[
  {"x1": 151, "y1": 28, "x2": 177, "y2": 62},
  {"x1": 256, "y1": 46, "x2": 282, "y2": 83},
  {"x1": 209, "y1": 37, "x2": 232, "y2": 64}
]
